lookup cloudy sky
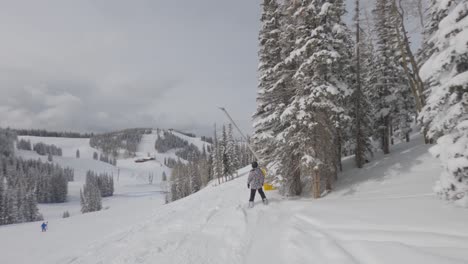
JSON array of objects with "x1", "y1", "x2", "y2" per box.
[{"x1": 0, "y1": 0, "x2": 418, "y2": 136}]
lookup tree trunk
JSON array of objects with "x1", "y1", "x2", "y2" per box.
[
  {"x1": 354, "y1": 0, "x2": 365, "y2": 169},
  {"x1": 390, "y1": 123, "x2": 394, "y2": 145},
  {"x1": 382, "y1": 117, "x2": 390, "y2": 154},
  {"x1": 290, "y1": 154, "x2": 302, "y2": 196},
  {"x1": 313, "y1": 169, "x2": 321, "y2": 199},
  {"x1": 392, "y1": 0, "x2": 426, "y2": 111},
  {"x1": 336, "y1": 122, "x2": 343, "y2": 172}
]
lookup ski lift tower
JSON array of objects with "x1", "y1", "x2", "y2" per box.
[{"x1": 218, "y1": 107, "x2": 261, "y2": 162}]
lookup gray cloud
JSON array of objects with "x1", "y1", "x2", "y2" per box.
[
  {"x1": 0, "y1": 0, "x2": 261, "y2": 136},
  {"x1": 0, "y1": 0, "x2": 419, "y2": 136}
]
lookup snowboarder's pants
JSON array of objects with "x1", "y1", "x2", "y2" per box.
[{"x1": 249, "y1": 188, "x2": 266, "y2": 202}]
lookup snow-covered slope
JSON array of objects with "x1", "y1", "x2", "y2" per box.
[
  {"x1": 14, "y1": 132, "x2": 170, "y2": 221},
  {"x1": 2, "y1": 135, "x2": 468, "y2": 264},
  {"x1": 171, "y1": 130, "x2": 211, "y2": 150},
  {"x1": 19, "y1": 136, "x2": 99, "y2": 159}
]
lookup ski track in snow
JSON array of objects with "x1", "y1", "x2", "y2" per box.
[{"x1": 2, "y1": 134, "x2": 468, "y2": 264}]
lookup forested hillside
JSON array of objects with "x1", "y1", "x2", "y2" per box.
[
  {"x1": 0, "y1": 128, "x2": 74, "y2": 225},
  {"x1": 89, "y1": 128, "x2": 151, "y2": 157}
]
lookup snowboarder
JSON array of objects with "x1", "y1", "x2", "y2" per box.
[
  {"x1": 247, "y1": 161, "x2": 268, "y2": 208},
  {"x1": 41, "y1": 222, "x2": 48, "y2": 232}
]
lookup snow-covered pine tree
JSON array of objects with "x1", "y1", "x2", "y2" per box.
[
  {"x1": 199, "y1": 156, "x2": 211, "y2": 185},
  {"x1": 267, "y1": 0, "x2": 303, "y2": 196},
  {"x1": 81, "y1": 176, "x2": 102, "y2": 213},
  {"x1": 351, "y1": 0, "x2": 374, "y2": 168},
  {"x1": 359, "y1": 16, "x2": 378, "y2": 158},
  {"x1": 171, "y1": 162, "x2": 183, "y2": 201},
  {"x1": 189, "y1": 161, "x2": 202, "y2": 193},
  {"x1": 0, "y1": 128, "x2": 16, "y2": 157},
  {"x1": 221, "y1": 125, "x2": 229, "y2": 182},
  {"x1": 277, "y1": 0, "x2": 352, "y2": 196},
  {"x1": 371, "y1": 0, "x2": 412, "y2": 154},
  {"x1": 22, "y1": 189, "x2": 39, "y2": 222},
  {"x1": 419, "y1": 0, "x2": 468, "y2": 202},
  {"x1": 253, "y1": 0, "x2": 282, "y2": 166},
  {"x1": 226, "y1": 124, "x2": 239, "y2": 178},
  {"x1": 110, "y1": 176, "x2": 114, "y2": 196},
  {"x1": 79, "y1": 189, "x2": 87, "y2": 213},
  {"x1": 0, "y1": 176, "x2": 4, "y2": 224},
  {"x1": 76, "y1": 149, "x2": 80, "y2": 158},
  {"x1": 212, "y1": 125, "x2": 224, "y2": 184},
  {"x1": 4, "y1": 187, "x2": 18, "y2": 224},
  {"x1": 170, "y1": 179, "x2": 178, "y2": 202},
  {"x1": 62, "y1": 211, "x2": 70, "y2": 218}
]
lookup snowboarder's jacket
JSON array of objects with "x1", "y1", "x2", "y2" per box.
[{"x1": 248, "y1": 168, "x2": 264, "y2": 190}]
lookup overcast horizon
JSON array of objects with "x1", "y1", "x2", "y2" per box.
[
  {"x1": 0, "y1": 0, "x2": 417, "y2": 137},
  {"x1": 0, "y1": 0, "x2": 264, "y2": 137}
]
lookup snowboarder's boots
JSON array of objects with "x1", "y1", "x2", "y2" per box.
[
  {"x1": 263, "y1": 198, "x2": 268, "y2": 205},
  {"x1": 249, "y1": 201, "x2": 254, "y2": 208}
]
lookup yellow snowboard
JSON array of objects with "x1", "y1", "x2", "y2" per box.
[{"x1": 261, "y1": 168, "x2": 277, "y2": 191}]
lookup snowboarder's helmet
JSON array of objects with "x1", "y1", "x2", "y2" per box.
[{"x1": 252, "y1": 161, "x2": 258, "y2": 168}]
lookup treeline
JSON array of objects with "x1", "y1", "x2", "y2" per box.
[
  {"x1": 0, "y1": 128, "x2": 39, "y2": 225},
  {"x1": 17, "y1": 139, "x2": 63, "y2": 157},
  {"x1": 32, "y1": 142, "x2": 62, "y2": 156},
  {"x1": 17, "y1": 139, "x2": 32, "y2": 151},
  {"x1": 85, "y1": 171, "x2": 114, "y2": 197},
  {"x1": 169, "y1": 124, "x2": 253, "y2": 202},
  {"x1": 90, "y1": 128, "x2": 149, "y2": 157},
  {"x1": 200, "y1": 136, "x2": 213, "y2": 144},
  {"x1": 1, "y1": 157, "x2": 73, "y2": 204},
  {"x1": 92, "y1": 152, "x2": 117, "y2": 166},
  {"x1": 164, "y1": 157, "x2": 178, "y2": 168},
  {"x1": 169, "y1": 149, "x2": 210, "y2": 202},
  {"x1": 169, "y1": 129, "x2": 196, "y2": 138},
  {"x1": 13, "y1": 128, "x2": 94, "y2": 138},
  {"x1": 0, "y1": 128, "x2": 16, "y2": 157},
  {"x1": 80, "y1": 171, "x2": 114, "y2": 213},
  {"x1": 0, "y1": 128, "x2": 74, "y2": 226},
  {"x1": 155, "y1": 131, "x2": 189, "y2": 153},
  {"x1": 252, "y1": 0, "x2": 422, "y2": 197},
  {"x1": 156, "y1": 130, "x2": 214, "y2": 162},
  {"x1": 212, "y1": 124, "x2": 253, "y2": 183},
  {"x1": 175, "y1": 143, "x2": 201, "y2": 161}
]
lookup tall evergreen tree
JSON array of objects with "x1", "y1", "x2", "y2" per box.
[
  {"x1": 278, "y1": 0, "x2": 352, "y2": 195},
  {"x1": 80, "y1": 176, "x2": 102, "y2": 213},
  {"x1": 226, "y1": 124, "x2": 239, "y2": 178},
  {"x1": 371, "y1": 0, "x2": 412, "y2": 154},
  {"x1": 221, "y1": 125, "x2": 229, "y2": 181},
  {"x1": 189, "y1": 162, "x2": 202, "y2": 193},
  {"x1": 253, "y1": 0, "x2": 282, "y2": 166},
  {"x1": 269, "y1": 0, "x2": 303, "y2": 196},
  {"x1": 352, "y1": 0, "x2": 373, "y2": 168},
  {"x1": 419, "y1": 0, "x2": 468, "y2": 201},
  {"x1": 0, "y1": 177, "x2": 5, "y2": 224}
]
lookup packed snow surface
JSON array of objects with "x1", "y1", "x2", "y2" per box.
[{"x1": 2, "y1": 135, "x2": 468, "y2": 264}]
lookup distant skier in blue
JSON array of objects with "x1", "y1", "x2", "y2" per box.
[
  {"x1": 247, "y1": 161, "x2": 268, "y2": 208},
  {"x1": 41, "y1": 222, "x2": 48, "y2": 232}
]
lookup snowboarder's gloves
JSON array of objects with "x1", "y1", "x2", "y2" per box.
[{"x1": 247, "y1": 184, "x2": 250, "y2": 189}]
